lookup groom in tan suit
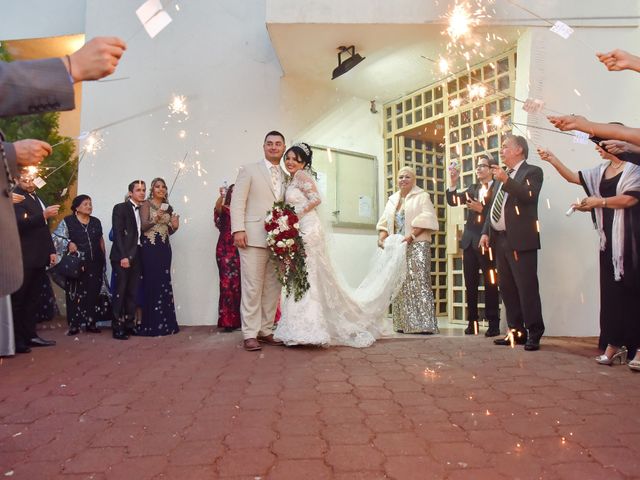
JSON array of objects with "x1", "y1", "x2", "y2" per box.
[{"x1": 230, "y1": 131, "x2": 286, "y2": 351}]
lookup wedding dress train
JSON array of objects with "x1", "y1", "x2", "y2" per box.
[{"x1": 274, "y1": 170, "x2": 407, "y2": 348}]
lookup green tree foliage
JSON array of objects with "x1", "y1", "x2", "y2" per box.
[{"x1": 0, "y1": 41, "x2": 77, "y2": 210}]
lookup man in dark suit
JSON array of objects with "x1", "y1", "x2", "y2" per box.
[
  {"x1": 447, "y1": 154, "x2": 500, "y2": 337},
  {"x1": 479, "y1": 135, "x2": 545, "y2": 351},
  {"x1": 110, "y1": 180, "x2": 146, "y2": 340},
  {"x1": 1, "y1": 37, "x2": 127, "y2": 298},
  {"x1": 11, "y1": 171, "x2": 59, "y2": 353}
]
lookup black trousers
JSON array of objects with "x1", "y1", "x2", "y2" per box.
[
  {"x1": 493, "y1": 231, "x2": 545, "y2": 341},
  {"x1": 462, "y1": 244, "x2": 499, "y2": 322},
  {"x1": 11, "y1": 266, "x2": 46, "y2": 348},
  {"x1": 111, "y1": 255, "x2": 141, "y2": 331}
]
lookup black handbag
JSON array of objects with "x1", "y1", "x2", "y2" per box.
[{"x1": 48, "y1": 253, "x2": 85, "y2": 289}]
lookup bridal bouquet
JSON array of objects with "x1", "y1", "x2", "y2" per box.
[{"x1": 265, "y1": 201, "x2": 310, "y2": 301}]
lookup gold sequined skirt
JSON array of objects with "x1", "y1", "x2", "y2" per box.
[{"x1": 392, "y1": 241, "x2": 438, "y2": 334}]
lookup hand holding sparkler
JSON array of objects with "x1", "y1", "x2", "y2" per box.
[
  {"x1": 478, "y1": 234, "x2": 490, "y2": 251},
  {"x1": 600, "y1": 140, "x2": 640, "y2": 156},
  {"x1": 466, "y1": 198, "x2": 483, "y2": 213},
  {"x1": 596, "y1": 49, "x2": 640, "y2": 73},
  {"x1": 490, "y1": 164, "x2": 509, "y2": 183},
  {"x1": 572, "y1": 197, "x2": 599, "y2": 212},
  {"x1": 65, "y1": 37, "x2": 127, "y2": 82},
  {"x1": 13, "y1": 139, "x2": 52, "y2": 167},
  {"x1": 547, "y1": 114, "x2": 590, "y2": 133},
  {"x1": 43, "y1": 205, "x2": 60, "y2": 220}
]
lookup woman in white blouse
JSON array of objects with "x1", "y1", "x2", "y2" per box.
[{"x1": 377, "y1": 166, "x2": 439, "y2": 334}]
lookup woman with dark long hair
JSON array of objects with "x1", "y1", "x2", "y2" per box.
[{"x1": 138, "y1": 177, "x2": 180, "y2": 336}]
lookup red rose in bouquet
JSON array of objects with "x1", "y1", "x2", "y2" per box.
[{"x1": 264, "y1": 201, "x2": 309, "y2": 301}]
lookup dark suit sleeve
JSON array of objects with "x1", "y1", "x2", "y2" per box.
[
  {"x1": 502, "y1": 165, "x2": 543, "y2": 205},
  {"x1": 111, "y1": 204, "x2": 125, "y2": 261},
  {"x1": 14, "y1": 201, "x2": 45, "y2": 232},
  {"x1": 0, "y1": 59, "x2": 75, "y2": 117}
]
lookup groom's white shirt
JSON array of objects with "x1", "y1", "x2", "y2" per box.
[{"x1": 230, "y1": 159, "x2": 284, "y2": 248}]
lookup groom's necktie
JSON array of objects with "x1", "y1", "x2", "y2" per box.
[
  {"x1": 270, "y1": 165, "x2": 280, "y2": 193},
  {"x1": 490, "y1": 169, "x2": 514, "y2": 224}
]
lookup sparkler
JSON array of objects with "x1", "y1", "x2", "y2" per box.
[
  {"x1": 445, "y1": 3, "x2": 475, "y2": 42},
  {"x1": 81, "y1": 131, "x2": 104, "y2": 155},
  {"x1": 168, "y1": 153, "x2": 189, "y2": 198}
]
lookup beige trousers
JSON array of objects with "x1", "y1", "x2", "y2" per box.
[{"x1": 238, "y1": 246, "x2": 281, "y2": 339}]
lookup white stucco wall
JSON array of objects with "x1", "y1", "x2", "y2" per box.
[{"x1": 0, "y1": 0, "x2": 86, "y2": 40}]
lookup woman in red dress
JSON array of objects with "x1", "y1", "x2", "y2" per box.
[{"x1": 214, "y1": 185, "x2": 242, "y2": 331}]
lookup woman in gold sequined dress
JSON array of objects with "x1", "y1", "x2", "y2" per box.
[
  {"x1": 138, "y1": 177, "x2": 180, "y2": 336},
  {"x1": 377, "y1": 167, "x2": 439, "y2": 334}
]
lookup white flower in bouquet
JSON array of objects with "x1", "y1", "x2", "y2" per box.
[
  {"x1": 285, "y1": 238, "x2": 294, "y2": 246},
  {"x1": 277, "y1": 216, "x2": 289, "y2": 231},
  {"x1": 293, "y1": 223, "x2": 299, "y2": 229},
  {"x1": 273, "y1": 228, "x2": 280, "y2": 235},
  {"x1": 276, "y1": 240, "x2": 286, "y2": 248}
]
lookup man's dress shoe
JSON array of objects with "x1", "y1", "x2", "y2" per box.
[
  {"x1": 493, "y1": 332, "x2": 527, "y2": 346},
  {"x1": 257, "y1": 334, "x2": 284, "y2": 346},
  {"x1": 243, "y1": 338, "x2": 262, "y2": 351},
  {"x1": 112, "y1": 330, "x2": 129, "y2": 340},
  {"x1": 15, "y1": 344, "x2": 32, "y2": 354},
  {"x1": 29, "y1": 336, "x2": 56, "y2": 347},
  {"x1": 524, "y1": 342, "x2": 540, "y2": 351}
]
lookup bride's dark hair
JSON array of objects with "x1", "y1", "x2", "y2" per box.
[{"x1": 286, "y1": 142, "x2": 317, "y2": 178}]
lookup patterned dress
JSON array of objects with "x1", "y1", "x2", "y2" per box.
[
  {"x1": 138, "y1": 201, "x2": 179, "y2": 336},
  {"x1": 391, "y1": 205, "x2": 438, "y2": 334},
  {"x1": 214, "y1": 194, "x2": 241, "y2": 329}
]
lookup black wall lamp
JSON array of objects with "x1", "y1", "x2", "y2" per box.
[{"x1": 331, "y1": 45, "x2": 366, "y2": 80}]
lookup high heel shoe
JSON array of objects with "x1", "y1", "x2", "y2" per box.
[
  {"x1": 628, "y1": 351, "x2": 640, "y2": 372},
  {"x1": 595, "y1": 345, "x2": 628, "y2": 365}
]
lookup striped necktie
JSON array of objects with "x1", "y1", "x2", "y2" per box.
[
  {"x1": 490, "y1": 169, "x2": 513, "y2": 223},
  {"x1": 270, "y1": 165, "x2": 280, "y2": 192}
]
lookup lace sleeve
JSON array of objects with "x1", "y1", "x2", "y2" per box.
[{"x1": 294, "y1": 170, "x2": 321, "y2": 217}]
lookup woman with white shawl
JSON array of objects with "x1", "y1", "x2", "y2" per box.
[{"x1": 538, "y1": 144, "x2": 640, "y2": 371}]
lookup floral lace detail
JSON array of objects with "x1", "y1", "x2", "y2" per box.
[
  {"x1": 288, "y1": 169, "x2": 321, "y2": 217},
  {"x1": 143, "y1": 203, "x2": 171, "y2": 245}
]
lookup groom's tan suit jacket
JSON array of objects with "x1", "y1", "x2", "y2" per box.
[{"x1": 230, "y1": 160, "x2": 284, "y2": 247}]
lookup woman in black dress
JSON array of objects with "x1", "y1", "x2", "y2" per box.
[
  {"x1": 539, "y1": 145, "x2": 640, "y2": 367},
  {"x1": 52, "y1": 195, "x2": 106, "y2": 335}
]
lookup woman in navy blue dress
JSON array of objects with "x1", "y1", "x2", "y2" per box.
[{"x1": 138, "y1": 178, "x2": 180, "y2": 336}]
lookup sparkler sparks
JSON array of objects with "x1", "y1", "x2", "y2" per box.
[
  {"x1": 81, "y1": 132, "x2": 104, "y2": 155},
  {"x1": 169, "y1": 94, "x2": 188, "y2": 116},
  {"x1": 439, "y1": 57, "x2": 450, "y2": 74},
  {"x1": 446, "y1": 3, "x2": 475, "y2": 42}
]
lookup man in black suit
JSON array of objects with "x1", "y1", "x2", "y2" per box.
[
  {"x1": 110, "y1": 180, "x2": 146, "y2": 340},
  {"x1": 479, "y1": 135, "x2": 545, "y2": 351},
  {"x1": 447, "y1": 154, "x2": 500, "y2": 337},
  {"x1": 11, "y1": 171, "x2": 59, "y2": 353}
]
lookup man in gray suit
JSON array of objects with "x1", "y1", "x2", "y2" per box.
[{"x1": 0, "y1": 37, "x2": 126, "y2": 298}]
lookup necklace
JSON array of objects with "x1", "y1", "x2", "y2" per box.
[{"x1": 610, "y1": 161, "x2": 624, "y2": 170}]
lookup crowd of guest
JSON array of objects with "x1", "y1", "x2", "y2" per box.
[{"x1": 2, "y1": 35, "x2": 639, "y2": 371}]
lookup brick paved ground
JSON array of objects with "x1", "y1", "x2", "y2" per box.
[{"x1": 1, "y1": 323, "x2": 639, "y2": 479}]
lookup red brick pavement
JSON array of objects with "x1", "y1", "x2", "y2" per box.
[{"x1": 1, "y1": 325, "x2": 639, "y2": 479}]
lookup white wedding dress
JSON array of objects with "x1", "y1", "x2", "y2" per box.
[{"x1": 274, "y1": 169, "x2": 407, "y2": 348}]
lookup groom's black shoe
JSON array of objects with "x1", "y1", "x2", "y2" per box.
[{"x1": 257, "y1": 334, "x2": 284, "y2": 346}]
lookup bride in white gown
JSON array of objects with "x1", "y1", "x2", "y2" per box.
[{"x1": 274, "y1": 143, "x2": 407, "y2": 348}]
